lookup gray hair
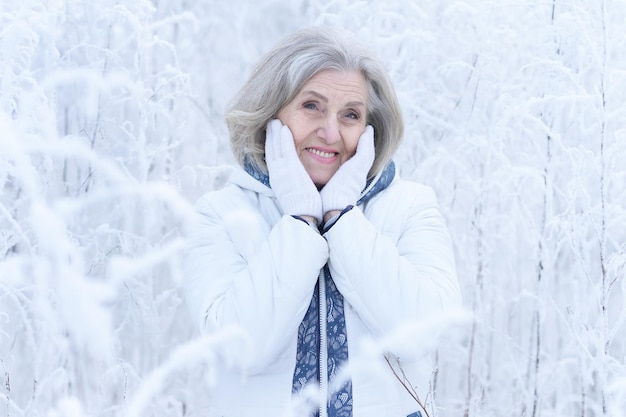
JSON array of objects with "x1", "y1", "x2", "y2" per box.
[{"x1": 225, "y1": 26, "x2": 404, "y2": 178}]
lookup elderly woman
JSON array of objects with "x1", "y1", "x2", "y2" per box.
[{"x1": 184, "y1": 26, "x2": 461, "y2": 417}]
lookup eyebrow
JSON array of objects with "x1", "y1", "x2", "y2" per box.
[{"x1": 302, "y1": 90, "x2": 366, "y2": 108}]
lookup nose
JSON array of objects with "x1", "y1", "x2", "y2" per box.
[{"x1": 317, "y1": 117, "x2": 341, "y2": 144}]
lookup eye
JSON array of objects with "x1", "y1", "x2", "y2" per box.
[
  {"x1": 345, "y1": 110, "x2": 361, "y2": 120},
  {"x1": 303, "y1": 102, "x2": 319, "y2": 111}
]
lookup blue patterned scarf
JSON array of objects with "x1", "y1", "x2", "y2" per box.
[{"x1": 244, "y1": 160, "x2": 396, "y2": 416}]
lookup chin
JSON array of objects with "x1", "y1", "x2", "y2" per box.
[{"x1": 309, "y1": 172, "x2": 333, "y2": 189}]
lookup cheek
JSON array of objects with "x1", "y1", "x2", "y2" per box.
[
  {"x1": 286, "y1": 122, "x2": 309, "y2": 149},
  {"x1": 345, "y1": 131, "x2": 362, "y2": 157},
  {"x1": 277, "y1": 111, "x2": 304, "y2": 146}
]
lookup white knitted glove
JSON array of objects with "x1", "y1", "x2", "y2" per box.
[
  {"x1": 265, "y1": 119, "x2": 323, "y2": 223},
  {"x1": 321, "y1": 125, "x2": 376, "y2": 213}
]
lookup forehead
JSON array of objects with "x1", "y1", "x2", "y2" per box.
[{"x1": 298, "y1": 70, "x2": 368, "y2": 102}]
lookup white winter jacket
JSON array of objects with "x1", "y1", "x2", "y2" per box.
[{"x1": 183, "y1": 164, "x2": 461, "y2": 417}]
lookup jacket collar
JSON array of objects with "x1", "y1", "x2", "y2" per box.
[{"x1": 357, "y1": 161, "x2": 395, "y2": 204}]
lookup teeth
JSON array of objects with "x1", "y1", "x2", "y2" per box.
[{"x1": 308, "y1": 148, "x2": 336, "y2": 158}]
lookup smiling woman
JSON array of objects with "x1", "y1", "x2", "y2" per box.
[{"x1": 183, "y1": 26, "x2": 462, "y2": 417}]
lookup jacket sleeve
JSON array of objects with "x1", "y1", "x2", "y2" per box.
[
  {"x1": 323, "y1": 184, "x2": 461, "y2": 339},
  {"x1": 183, "y1": 192, "x2": 329, "y2": 373}
]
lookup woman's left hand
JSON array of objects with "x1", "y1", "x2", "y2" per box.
[{"x1": 320, "y1": 125, "x2": 375, "y2": 216}]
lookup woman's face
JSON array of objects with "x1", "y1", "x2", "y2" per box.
[{"x1": 277, "y1": 69, "x2": 369, "y2": 188}]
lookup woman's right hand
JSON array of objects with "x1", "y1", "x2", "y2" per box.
[{"x1": 265, "y1": 119, "x2": 323, "y2": 224}]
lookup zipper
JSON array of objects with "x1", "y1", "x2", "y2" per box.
[
  {"x1": 318, "y1": 269, "x2": 328, "y2": 417},
  {"x1": 357, "y1": 168, "x2": 384, "y2": 205}
]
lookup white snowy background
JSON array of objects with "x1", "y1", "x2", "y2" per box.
[{"x1": 1, "y1": 0, "x2": 625, "y2": 416}]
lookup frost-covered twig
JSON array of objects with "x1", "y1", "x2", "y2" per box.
[
  {"x1": 384, "y1": 355, "x2": 431, "y2": 417},
  {"x1": 125, "y1": 327, "x2": 247, "y2": 417},
  {"x1": 596, "y1": 1, "x2": 611, "y2": 415}
]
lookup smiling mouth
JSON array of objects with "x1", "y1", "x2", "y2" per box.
[{"x1": 307, "y1": 148, "x2": 337, "y2": 158}]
